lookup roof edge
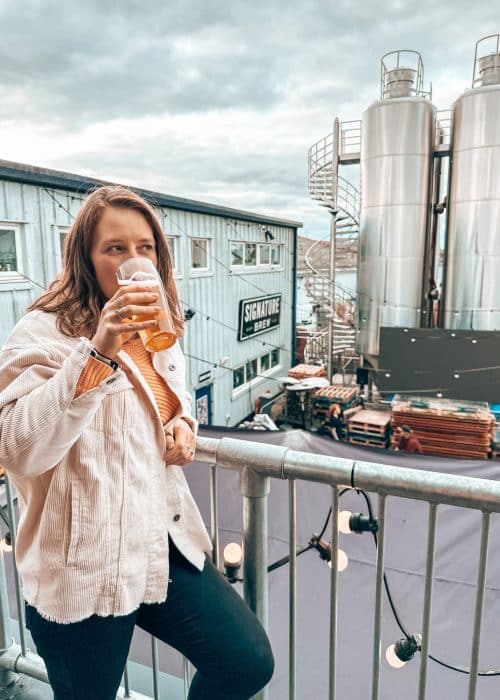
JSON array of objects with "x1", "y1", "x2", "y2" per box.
[{"x1": 0, "y1": 158, "x2": 303, "y2": 229}]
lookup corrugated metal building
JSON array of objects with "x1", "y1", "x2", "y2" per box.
[{"x1": 0, "y1": 159, "x2": 301, "y2": 426}]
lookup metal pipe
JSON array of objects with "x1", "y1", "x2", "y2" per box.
[
  {"x1": 240, "y1": 466, "x2": 270, "y2": 700},
  {"x1": 288, "y1": 480, "x2": 296, "y2": 700},
  {"x1": 371, "y1": 495, "x2": 386, "y2": 700},
  {"x1": 0, "y1": 549, "x2": 11, "y2": 651},
  {"x1": 123, "y1": 663, "x2": 131, "y2": 698},
  {"x1": 210, "y1": 464, "x2": 220, "y2": 568},
  {"x1": 328, "y1": 488, "x2": 340, "y2": 700},
  {"x1": 151, "y1": 637, "x2": 160, "y2": 700},
  {"x1": 467, "y1": 512, "x2": 490, "y2": 699},
  {"x1": 4, "y1": 475, "x2": 26, "y2": 655},
  {"x1": 197, "y1": 438, "x2": 500, "y2": 512},
  {"x1": 418, "y1": 503, "x2": 438, "y2": 700}
]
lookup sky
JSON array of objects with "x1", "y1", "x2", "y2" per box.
[{"x1": 0, "y1": 0, "x2": 497, "y2": 239}]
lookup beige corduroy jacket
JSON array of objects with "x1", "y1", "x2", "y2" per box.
[{"x1": 0, "y1": 311, "x2": 212, "y2": 623}]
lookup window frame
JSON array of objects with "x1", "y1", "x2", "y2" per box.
[
  {"x1": 232, "y1": 348, "x2": 282, "y2": 398},
  {"x1": 166, "y1": 234, "x2": 182, "y2": 277},
  {"x1": 229, "y1": 240, "x2": 281, "y2": 272},
  {"x1": 0, "y1": 222, "x2": 25, "y2": 284},
  {"x1": 190, "y1": 236, "x2": 211, "y2": 274}
]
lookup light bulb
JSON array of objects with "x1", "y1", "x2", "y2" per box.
[
  {"x1": 338, "y1": 510, "x2": 353, "y2": 535},
  {"x1": 327, "y1": 548, "x2": 348, "y2": 572},
  {"x1": 386, "y1": 644, "x2": 406, "y2": 669},
  {"x1": 0, "y1": 537, "x2": 12, "y2": 553},
  {"x1": 223, "y1": 542, "x2": 243, "y2": 568}
]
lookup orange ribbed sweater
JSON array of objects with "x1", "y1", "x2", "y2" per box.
[{"x1": 75, "y1": 335, "x2": 180, "y2": 424}]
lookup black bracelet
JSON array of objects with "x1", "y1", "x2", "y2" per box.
[{"x1": 90, "y1": 347, "x2": 119, "y2": 371}]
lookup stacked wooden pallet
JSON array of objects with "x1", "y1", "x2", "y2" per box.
[
  {"x1": 347, "y1": 410, "x2": 391, "y2": 449},
  {"x1": 288, "y1": 364, "x2": 327, "y2": 380},
  {"x1": 391, "y1": 398, "x2": 494, "y2": 460}
]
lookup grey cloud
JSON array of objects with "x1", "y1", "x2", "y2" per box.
[{"x1": 0, "y1": 0, "x2": 497, "y2": 237}]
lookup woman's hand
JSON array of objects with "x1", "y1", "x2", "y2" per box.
[
  {"x1": 90, "y1": 284, "x2": 161, "y2": 358},
  {"x1": 164, "y1": 420, "x2": 196, "y2": 466}
]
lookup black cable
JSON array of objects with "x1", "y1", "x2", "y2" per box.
[
  {"x1": 357, "y1": 488, "x2": 500, "y2": 677},
  {"x1": 180, "y1": 298, "x2": 291, "y2": 356},
  {"x1": 267, "y1": 544, "x2": 314, "y2": 573}
]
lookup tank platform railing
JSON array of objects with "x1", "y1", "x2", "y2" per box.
[
  {"x1": 1, "y1": 437, "x2": 500, "y2": 698},
  {"x1": 339, "y1": 120, "x2": 361, "y2": 164},
  {"x1": 380, "y1": 49, "x2": 432, "y2": 100},
  {"x1": 472, "y1": 34, "x2": 500, "y2": 88},
  {"x1": 435, "y1": 109, "x2": 451, "y2": 153}
]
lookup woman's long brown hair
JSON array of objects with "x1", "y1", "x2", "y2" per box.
[{"x1": 28, "y1": 186, "x2": 184, "y2": 338}]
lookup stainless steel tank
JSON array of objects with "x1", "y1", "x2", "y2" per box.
[
  {"x1": 358, "y1": 51, "x2": 435, "y2": 358},
  {"x1": 444, "y1": 34, "x2": 500, "y2": 330}
]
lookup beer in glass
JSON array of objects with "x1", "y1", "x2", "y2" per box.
[{"x1": 116, "y1": 258, "x2": 177, "y2": 352}]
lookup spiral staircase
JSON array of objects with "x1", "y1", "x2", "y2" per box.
[{"x1": 302, "y1": 124, "x2": 361, "y2": 371}]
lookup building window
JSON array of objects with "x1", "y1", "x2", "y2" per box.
[
  {"x1": 259, "y1": 244, "x2": 271, "y2": 265},
  {"x1": 0, "y1": 223, "x2": 24, "y2": 281},
  {"x1": 167, "y1": 236, "x2": 180, "y2": 274},
  {"x1": 231, "y1": 242, "x2": 244, "y2": 267},
  {"x1": 271, "y1": 244, "x2": 281, "y2": 266},
  {"x1": 246, "y1": 358, "x2": 258, "y2": 381},
  {"x1": 0, "y1": 228, "x2": 18, "y2": 273},
  {"x1": 58, "y1": 226, "x2": 71, "y2": 262},
  {"x1": 233, "y1": 349, "x2": 281, "y2": 394},
  {"x1": 245, "y1": 243, "x2": 257, "y2": 266},
  {"x1": 230, "y1": 241, "x2": 278, "y2": 270},
  {"x1": 191, "y1": 237, "x2": 210, "y2": 271},
  {"x1": 233, "y1": 366, "x2": 245, "y2": 390},
  {"x1": 260, "y1": 353, "x2": 270, "y2": 372}
]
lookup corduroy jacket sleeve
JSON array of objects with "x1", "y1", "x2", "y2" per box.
[{"x1": 0, "y1": 313, "x2": 126, "y2": 478}]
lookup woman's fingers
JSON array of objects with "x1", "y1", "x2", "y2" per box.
[{"x1": 109, "y1": 304, "x2": 161, "y2": 321}]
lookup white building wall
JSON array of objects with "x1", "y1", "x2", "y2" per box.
[{"x1": 0, "y1": 177, "x2": 297, "y2": 427}]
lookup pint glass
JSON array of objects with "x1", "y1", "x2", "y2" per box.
[{"x1": 116, "y1": 257, "x2": 177, "y2": 352}]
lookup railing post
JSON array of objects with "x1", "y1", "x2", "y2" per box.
[
  {"x1": 240, "y1": 466, "x2": 270, "y2": 700},
  {"x1": 0, "y1": 546, "x2": 18, "y2": 690}
]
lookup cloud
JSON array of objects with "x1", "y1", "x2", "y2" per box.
[{"x1": 0, "y1": 0, "x2": 497, "y2": 238}]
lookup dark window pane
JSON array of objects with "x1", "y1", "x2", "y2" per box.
[
  {"x1": 0, "y1": 229, "x2": 17, "y2": 272},
  {"x1": 192, "y1": 238, "x2": 208, "y2": 269},
  {"x1": 260, "y1": 353, "x2": 270, "y2": 371},
  {"x1": 233, "y1": 366, "x2": 245, "y2": 389},
  {"x1": 231, "y1": 242, "x2": 244, "y2": 266},
  {"x1": 245, "y1": 243, "x2": 257, "y2": 266},
  {"x1": 246, "y1": 358, "x2": 257, "y2": 381}
]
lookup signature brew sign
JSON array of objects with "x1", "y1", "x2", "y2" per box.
[{"x1": 238, "y1": 294, "x2": 282, "y2": 341}]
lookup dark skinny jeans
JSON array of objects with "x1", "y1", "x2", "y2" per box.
[{"x1": 26, "y1": 543, "x2": 274, "y2": 700}]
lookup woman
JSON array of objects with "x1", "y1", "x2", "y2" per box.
[{"x1": 0, "y1": 186, "x2": 274, "y2": 700}]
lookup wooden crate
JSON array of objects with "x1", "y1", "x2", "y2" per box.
[
  {"x1": 349, "y1": 410, "x2": 391, "y2": 436},
  {"x1": 314, "y1": 387, "x2": 359, "y2": 403},
  {"x1": 349, "y1": 436, "x2": 388, "y2": 449},
  {"x1": 288, "y1": 364, "x2": 327, "y2": 380}
]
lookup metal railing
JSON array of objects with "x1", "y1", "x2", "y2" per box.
[
  {"x1": 2, "y1": 435, "x2": 500, "y2": 699},
  {"x1": 435, "y1": 109, "x2": 452, "y2": 149},
  {"x1": 195, "y1": 435, "x2": 500, "y2": 700},
  {"x1": 340, "y1": 120, "x2": 361, "y2": 157}
]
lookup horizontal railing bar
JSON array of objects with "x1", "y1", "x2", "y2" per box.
[{"x1": 195, "y1": 437, "x2": 500, "y2": 513}]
